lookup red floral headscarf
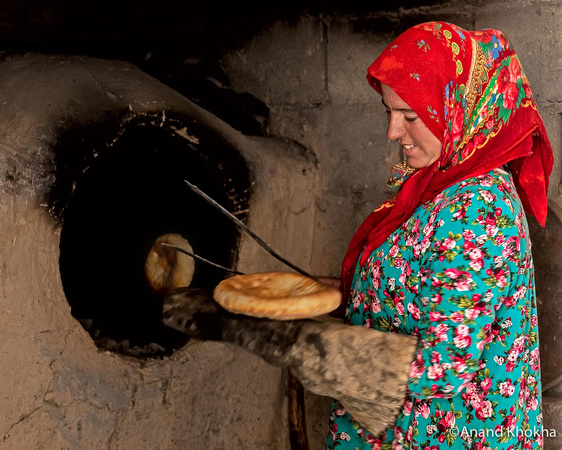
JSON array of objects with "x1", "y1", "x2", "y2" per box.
[{"x1": 340, "y1": 22, "x2": 553, "y2": 298}]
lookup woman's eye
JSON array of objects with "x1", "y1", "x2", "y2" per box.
[{"x1": 405, "y1": 115, "x2": 418, "y2": 122}]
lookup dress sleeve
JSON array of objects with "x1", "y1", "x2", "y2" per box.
[{"x1": 408, "y1": 180, "x2": 525, "y2": 399}]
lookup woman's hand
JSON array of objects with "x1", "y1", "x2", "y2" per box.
[
  {"x1": 316, "y1": 276, "x2": 341, "y2": 290},
  {"x1": 315, "y1": 276, "x2": 345, "y2": 318}
]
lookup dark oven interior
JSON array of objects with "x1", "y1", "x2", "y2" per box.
[{"x1": 55, "y1": 115, "x2": 250, "y2": 357}]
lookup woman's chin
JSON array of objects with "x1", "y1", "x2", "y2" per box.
[
  {"x1": 406, "y1": 158, "x2": 422, "y2": 169},
  {"x1": 406, "y1": 156, "x2": 438, "y2": 169}
]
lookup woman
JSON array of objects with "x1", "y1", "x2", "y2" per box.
[{"x1": 328, "y1": 22, "x2": 553, "y2": 449}]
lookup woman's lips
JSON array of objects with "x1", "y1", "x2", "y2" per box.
[{"x1": 402, "y1": 144, "x2": 417, "y2": 155}]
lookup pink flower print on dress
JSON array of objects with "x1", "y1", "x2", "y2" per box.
[
  {"x1": 452, "y1": 356, "x2": 468, "y2": 373},
  {"x1": 451, "y1": 311, "x2": 464, "y2": 323},
  {"x1": 403, "y1": 400, "x2": 413, "y2": 416},
  {"x1": 407, "y1": 302, "x2": 421, "y2": 320},
  {"x1": 481, "y1": 378, "x2": 492, "y2": 390},
  {"x1": 455, "y1": 276, "x2": 474, "y2": 291},
  {"x1": 430, "y1": 351, "x2": 442, "y2": 364},
  {"x1": 463, "y1": 229, "x2": 476, "y2": 241},
  {"x1": 429, "y1": 310, "x2": 443, "y2": 322},
  {"x1": 410, "y1": 351, "x2": 425, "y2": 380},
  {"x1": 443, "y1": 267, "x2": 463, "y2": 279},
  {"x1": 445, "y1": 410, "x2": 456, "y2": 428},
  {"x1": 468, "y1": 247, "x2": 484, "y2": 260},
  {"x1": 435, "y1": 323, "x2": 450, "y2": 343},
  {"x1": 486, "y1": 224, "x2": 499, "y2": 237},
  {"x1": 475, "y1": 400, "x2": 493, "y2": 419},
  {"x1": 405, "y1": 425, "x2": 413, "y2": 442},
  {"x1": 479, "y1": 173, "x2": 494, "y2": 187},
  {"x1": 415, "y1": 401, "x2": 431, "y2": 419},
  {"x1": 370, "y1": 297, "x2": 382, "y2": 314},
  {"x1": 454, "y1": 324, "x2": 472, "y2": 348},
  {"x1": 370, "y1": 264, "x2": 382, "y2": 289},
  {"x1": 465, "y1": 308, "x2": 481, "y2": 320},
  {"x1": 499, "y1": 379, "x2": 515, "y2": 397},
  {"x1": 420, "y1": 238, "x2": 431, "y2": 254}
]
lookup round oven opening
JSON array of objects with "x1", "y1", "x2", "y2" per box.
[{"x1": 57, "y1": 116, "x2": 250, "y2": 357}]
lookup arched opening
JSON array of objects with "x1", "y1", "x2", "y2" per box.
[{"x1": 57, "y1": 115, "x2": 250, "y2": 357}]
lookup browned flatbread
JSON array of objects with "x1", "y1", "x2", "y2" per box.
[
  {"x1": 213, "y1": 272, "x2": 342, "y2": 320},
  {"x1": 145, "y1": 233, "x2": 195, "y2": 295}
]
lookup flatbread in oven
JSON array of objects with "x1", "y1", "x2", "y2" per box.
[{"x1": 145, "y1": 233, "x2": 195, "y2": 295}]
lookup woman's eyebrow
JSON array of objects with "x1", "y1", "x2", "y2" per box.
[{"x1": 381, "y1": 98, "x2": 416, "y2": 113}]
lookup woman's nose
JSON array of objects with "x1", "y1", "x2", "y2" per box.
[{"x1": 386, "y1": 113, "x2": 404, "y2": 141}]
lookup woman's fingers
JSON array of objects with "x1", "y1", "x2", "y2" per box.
[{"x1": 315, "y1": 276, "x2": 341, "y2": 290}]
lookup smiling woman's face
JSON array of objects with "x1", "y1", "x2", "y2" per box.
[{"x1": 381, "y1": 83, "x2": 442, "y2": 169}]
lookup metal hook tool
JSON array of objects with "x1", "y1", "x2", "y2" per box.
[
  {"x1": 184, "y1": 180, "x2": 313, "y2": 279},
  {"x1": 160, "y1": 243, "x2": 245, "y2": 275}
]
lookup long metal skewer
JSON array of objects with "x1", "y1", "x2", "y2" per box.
[
  {"x1": 161, "y1": 243, "x2": 245, "y2": 275},
  {"x1": 184, "y1": 180, "x2": 313, "y2": 278}
]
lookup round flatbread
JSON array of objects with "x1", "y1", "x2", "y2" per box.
[
  {"x1": 145, "y1": 233, "x2": 195, "y2": 295},
  {"x1": 213, "y1": 272, "x2": 341, "y2": 320}
]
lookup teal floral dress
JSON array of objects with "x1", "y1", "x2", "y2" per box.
[{"x1": 327, "y1": 169, "x2": 543, "y2": 449}]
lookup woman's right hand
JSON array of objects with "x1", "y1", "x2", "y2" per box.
[{"x1": 316, "y1": 276, "x2": 341, "y2": 290}]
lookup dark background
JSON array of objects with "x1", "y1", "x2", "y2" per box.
[{"x1": 0, "y1": 0, "x2": 450, "y2": 62}]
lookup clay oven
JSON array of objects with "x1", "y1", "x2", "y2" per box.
[{"x1": 0, "y1": 52, "x2": 323, "y2": 448}]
